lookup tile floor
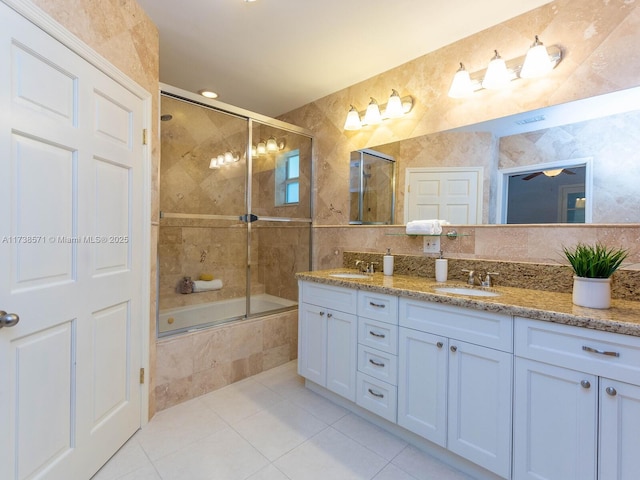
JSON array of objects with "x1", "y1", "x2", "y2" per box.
[{"x1": 93, "y1": 361, "x2": 474, "y2": 480}]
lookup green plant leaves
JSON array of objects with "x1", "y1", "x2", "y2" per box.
[{"x1": 562, "y1": 243, "x2": 628, "y2": 278}]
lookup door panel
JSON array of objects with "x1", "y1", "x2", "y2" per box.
[
  {"x1": 405, "y1": 168, "x2": 482, "y2": 224},
  {"x1": 1, "y1": 4, "x2": 144, "y2": 479}
]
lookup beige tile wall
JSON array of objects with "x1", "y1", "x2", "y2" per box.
[
  {"x1": 155, "y1": 310, "x2": 298, "y2": 411},
  {"x1": 277, "y1": 0, "x2": 640, "y2": 271}
]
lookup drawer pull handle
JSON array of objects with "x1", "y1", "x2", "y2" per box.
[
  {"x1": 369, "y1": 358, "x2": 385, "y2": 368},
  {"x1": 582, "y1": 346, "x2": 620, "y2": 357},
  {"x1": 436, "y1": 342, "x2": 444, "y2": 349},
  {"x1": 581, "y1": 380, "x2": 591, "y2": 389},
  {"x1": 369, "y1": 301, "x2": 385, "y2": 308},
  {"x1": 606, "y1": 386, "x2": 617, "y2": 396},
  {"x1": 368, "y1": 388, "x2": 384, "y2": 399},
  {"x1": 369, "y1": 331, "x2": 386, "y2": 338}
]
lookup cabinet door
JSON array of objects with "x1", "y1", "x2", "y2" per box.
[
  {"x1": 298, "y1": 303, "x2": 327, "y2": 386},
  {"x1": 326, "y1": 309, "x2": 357, "y2": 401},
  {"x1": 599, "y1": 379, "x2": 640, "y2": 479},
  {"x1": 397, "y1": 328, "x2": 447, "y2": 446},
  {"x1": 513, "y1": 358, "x2": 597, "y2": 480},
  {"x1": 448, "y1": 341, "x2": 512, "y2": 479}
]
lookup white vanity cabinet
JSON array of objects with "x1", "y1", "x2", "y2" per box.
[
  {"x1": 298, "y1": 281, "x2": 358, "y2": 401},
  {"x1": 398, "y1": 299, "x2": 513, "y2": 479},
  {"x1": 355, "y1": 290, "x2": 399, "y2": 422},
  {"x1": 513, "y1": 317, "x2": 640, "y2": 480}
]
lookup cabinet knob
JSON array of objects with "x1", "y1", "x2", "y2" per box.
[
  {"x1": 606, "y1": 386, "x2": 617, "y2": 396},
  {"x1": 580, "y1": 380, "x2": 591, "y2": 389},
  {"x1": 319, "y1": 311, "x2": 325, "y2": 316},
  {"x1": 436, "y1": 342, "x2": 443, "y2": 349},
  {"x1": 327, "y1": 313, "x2": 333, "y2": 318},
  {"x1": 450, "y1": 345, "x2": 457, "y2": 353}
]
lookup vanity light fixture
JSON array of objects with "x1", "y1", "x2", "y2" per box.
[
  {"x1": 209, "y1": 150, "x2": 240, "y2": 170},
  {"x1": 448, "y1": 36, "x2": 562, "y2": 97},
  {"x1": 251, "y1": 137, "x2": 286, "y2": 157},
  {"x1": 343, "y1": 90, "x2": 414, "y2": 130}
]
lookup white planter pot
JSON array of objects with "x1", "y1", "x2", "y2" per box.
[{"x1": 572, "y1": 276, "x2": 611, "y2": 309}]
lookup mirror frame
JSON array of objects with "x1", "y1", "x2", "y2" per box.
[{"x1": 496, "y1": 157, "x2": 593, "y2": 224}]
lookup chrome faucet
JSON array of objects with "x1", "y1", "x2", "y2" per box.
[
  {"x1": 355, "y1": 260, "x2": 378, "y2": 274},
  {"x1": 481, "y1": 272, "x2": 500, "y2": 287},
  {"x1": 461, "y1": 269, "x2": 479, "y2": 286}
]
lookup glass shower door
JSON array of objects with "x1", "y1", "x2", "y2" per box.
[
  {"x1": 158, "y1": 94, "x2": 249, "y2": 335},
  {"x1": 248, "y1": 120, "x2": 312, "y2": 316}
]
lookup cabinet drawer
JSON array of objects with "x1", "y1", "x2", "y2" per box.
[
  {"x1": 358, "y1": 317, "x2": 398, "y2": 355},
  {"x1": 515, "y1": 317, "x2": 640, "y2": 384},
  {"x1": 358, "y1": 291, "x2": 398, "y2": 324},
  {"x1": 358, "y1": 345, "x2": 398, "y2": 385},
  {"x1": 301, "y1": 281, "x2": 357, "y2": 314},
  {"x1": 356, "y1": 372, "x2": 397, "y2": 423},
  {"x1": 399, "y1": 299, "x2": 513, "y2": 352}
]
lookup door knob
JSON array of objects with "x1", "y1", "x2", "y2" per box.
[{"x1": 0, "y1": 310, "x2": 20, "y2": 328}]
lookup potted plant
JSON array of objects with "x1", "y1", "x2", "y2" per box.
[{"x1": 562, "y1": 243, "x2": 628, "y2": 309}]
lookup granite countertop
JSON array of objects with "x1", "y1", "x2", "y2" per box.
[{"x1": 296, "y1": 269, "x2": 640, "y2": 337}]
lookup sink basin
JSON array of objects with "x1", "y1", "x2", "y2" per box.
[
  {"x1": 434, "y1": 287, "x2": 501, "y2": 297},
  {"x1": 329, "y1": 273, "x2": 371, "y2": 279}
]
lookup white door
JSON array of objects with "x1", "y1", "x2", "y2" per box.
[
  {"x1": 397, "y1": 328, "x2": 448, "y2": 446},
  {"x1": 599, "y1": 379, "x2": 640, "y2": 479},
  {"x1": 513, "y1": 358, "x2": 597, "y2": 480},
  {"x1": 447, "y1": 341, "x2": 512, "y2": 479},
  {"x1": 0, "y1": 4, "x2": 144, "y2": 479},
  {"x1": 326, "y1": 309, "x2": 357, "y2": 401},
  {"x1": 405, "y1": 168, "x2": 482, "y2": 224}
]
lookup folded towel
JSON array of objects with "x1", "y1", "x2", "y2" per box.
[
  {"x1": 192, "y1": 279, "x2": 223, "y2": 292},
  {"x1": 406, "y1": 219, "x2": 450, "y2": 235}
]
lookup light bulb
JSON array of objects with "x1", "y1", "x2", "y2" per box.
[
  {"x1": 266, "y1": 136, "x2": 278, "y2": 152},
  {"x1": 344, "y1": 105, "x2": 362, "y2": 130},
  {"x1": 448, "y1": 63, "x2": 473, "y2": 98},
  {"x1": 482, "y1": 50, "x2": 510, "y2": 90},
  {"x1": 209, "y1": 158, "x2": 220, "y2": 169},
  {"x1": 520, "y1": 36, "x2": 553, "y2": 78},
  {"x1": 385, "y1": 90, "x2": 405, "y2": 118},
  {"x1": 363, "y1": 97, "x2": 382, "y2": 125},
  {"x1": 257, "y1": 140, "x2": 266, "y2": 156}
]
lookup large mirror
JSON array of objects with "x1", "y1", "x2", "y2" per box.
[{"x1": 356, "y1": 86, "x2": 640, "y2": 225}]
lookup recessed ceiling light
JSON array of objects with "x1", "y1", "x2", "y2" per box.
[{"x1": 198, "y1": 89, "x2": 218, "y2": 99}]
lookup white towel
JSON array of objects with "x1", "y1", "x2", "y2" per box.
[
  {"x1": 406, "y1": 219, "x2": 450, "y2": 235},
  {"x1": 192, "y1": 279, "x2": 223, "y2": 292}
]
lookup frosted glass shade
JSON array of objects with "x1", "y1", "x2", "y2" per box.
[
  {"x1": 385, "y1": 90, "x2": 404, "y2": 118},
  {"x1": 344, "y1": 105, "x2": 362, "y2": 130},
  {"x1": 364, "y1": 98, "x2": 382, "y2": 125},
  {"x1": 266, "y1": 136, "x2": 278, "y2": 152},
  {"x1": 448, "y1": 64, "x2": 473, "y2": 98},
  {"x1": 257, "y1": 140, "x2": 266, "y2": 155},
  {"x1": 520, "y1": 43, "x2": 553, "y2": 78},
  {"x1": 482, "y1": 51, "x2": 510, "y2": 90}
]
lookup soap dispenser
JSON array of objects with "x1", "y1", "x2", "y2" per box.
[
  {"x1": 383, "y1": 248, "x2": 394, "y2": 276},
  {"x1": 435, "y1": 251, "x2": 448, "y2": 282}
]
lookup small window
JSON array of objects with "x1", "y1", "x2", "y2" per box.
[{"x1": 276, "y1": 150, "x2": 300, "y2": 205}]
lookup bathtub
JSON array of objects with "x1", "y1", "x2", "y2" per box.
[{"x1": 158, "y1": 293, "x2": 298, "y2": 336}]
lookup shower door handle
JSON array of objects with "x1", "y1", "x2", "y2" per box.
[{"x1": 239, "y1": 214, "x2": 258, "y2": 223}]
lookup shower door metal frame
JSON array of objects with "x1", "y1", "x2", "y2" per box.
[{"x1": 159, "y1": 84, "x2": 313, "y2": 326}]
